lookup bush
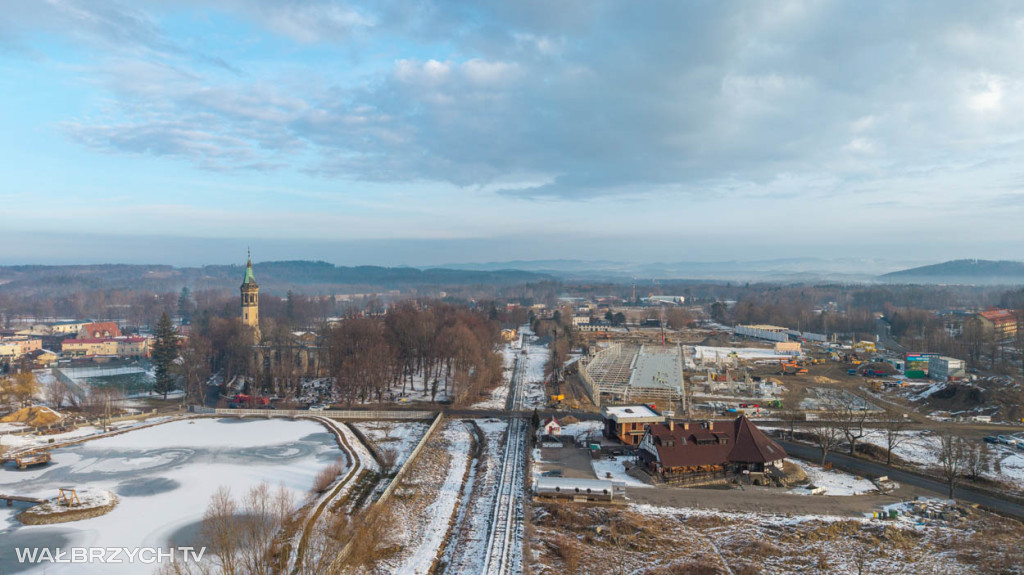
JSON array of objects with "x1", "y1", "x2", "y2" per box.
[{"x1": 311, "y1": 458, "x2": 346, "y2": 494}]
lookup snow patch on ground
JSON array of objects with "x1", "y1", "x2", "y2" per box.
[
  {"x1": 790, "y1": 461, "x2": 877, "y2": 496},
  {"x1": 394, "y1": 422, "x2": 471, "y2": 575},
  {"x1": 560, "y1": 421, "x2": 602, "y2": 442},
  {"x1": 353, "y1": 421, "x2": 429, "y2": 469},
  {"x1": 591, "y1": 456, "x2": 650, "y2": 488}
]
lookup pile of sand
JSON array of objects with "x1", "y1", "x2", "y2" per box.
[
  {"x1": 813, "y1": 376, "x2": 838, "y2": 384},
  {"x1": 1, "y1": 406, "x2": 65, "y2": 427}
]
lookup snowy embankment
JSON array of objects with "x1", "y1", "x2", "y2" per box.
[
  {"x1": 519, "y1": 330, "x2": 551, "y2": 409},
  {"x1": 442, "y1": 419, "x2": 508, "y2": 573},
  {"x1": 353, "y1": 421, "x2": 429, "y2": 469},
  {"x1": 471, "y1": 346, "x2": 519, "y2": 410},
  {"x1": 1, "y1": 415, "x2": 179, "y2": 452},
  {"x1": 336, "y1": 421, "x2": 380, "y2": 473},
  {"x1": 471, "y1": 324, "x2": 550, "y2": 410},
  {"x1": 394, "y1": 422, "x2": 471, "y2": 575}
]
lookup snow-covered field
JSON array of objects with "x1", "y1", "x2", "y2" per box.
[
  {"x1": 860, "y1": 429, "x2": 1024, "y2": 494},
  {"x1": 0, "y1": 418, "x2": 342, "y2": 575},
  {"x1": 791, "y1": 461, "x2": 878, "y2": 496},
  {"x1": 353, "y1": 421, "x2": 429, "y2": 469}
]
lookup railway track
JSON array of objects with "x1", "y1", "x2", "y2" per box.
[{"x1": 483, "y1": 353, "x2": 528, "y2": 575}]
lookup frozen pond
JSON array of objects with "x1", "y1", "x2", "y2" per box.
[{"x1": 0, "y1": 418, "x2": 344, "y2": 574}]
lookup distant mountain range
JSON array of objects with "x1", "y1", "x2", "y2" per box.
[
  {"x1": 880, "y1": 259, "x2": 1024, "y2": 285},
  {"x1": 1, "y1": 258, "x2": 1022, "y2": 295},
  {"x1": 438, "y1": 257, "x2": 920, "y2": 282},
  {"x1": 0, "y1": 261, "x2": 552, "y2": 296}
]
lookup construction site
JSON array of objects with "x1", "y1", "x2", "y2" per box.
[{"x1": 563, "y1": 317, "x2": 899, "y2": 421}]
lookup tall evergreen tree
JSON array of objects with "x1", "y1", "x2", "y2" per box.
[
  {"x1": 177, "y1": 287, "x2": 193, "y2": 325},
  {"x1": 152, "y1": 312, "x2": 180, "y2": 399}
]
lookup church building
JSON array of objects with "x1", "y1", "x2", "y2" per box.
[{"x1": 241, "y1": 252, "x2": 261, "y2": 343}]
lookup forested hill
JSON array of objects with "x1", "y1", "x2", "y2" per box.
[
  {"x1": 881, "y1": 259, "x2": 1024, "y2": 284},
  {"x1": 0, "y1": 261, "x2": 552, "y2": 296}
]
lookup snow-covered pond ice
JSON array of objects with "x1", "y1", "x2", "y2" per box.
[{"x1": 0, "y1": 418, "x2": 343, "y2": 575}]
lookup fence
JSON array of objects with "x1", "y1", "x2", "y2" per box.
[
  {"x1": 375, "y1": 412, "x2": 445, "y2": 505},
  {"x1": 327, "y1": 411, "x2": 446, "y2": 571},
  {"x1": 188, "y1": 406, "x2": 436, "y2": 420}
]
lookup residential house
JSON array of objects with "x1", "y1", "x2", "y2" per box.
[{"x1": 78, "y1": 322, "x2": 123, "y2": 339}]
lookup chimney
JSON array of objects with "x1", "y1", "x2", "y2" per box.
[
  {"x1": 668, "y1": 420, "x2": 674, "y2": 432},
  {"x1": 683, "y1": 422, "x2": 689, "y2": 431},
  {"x1": 706, "y1": 420, "x2": 714, "y2": 431}
]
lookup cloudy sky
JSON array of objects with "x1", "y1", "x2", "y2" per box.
[{"x1": 2, "y1": 0, "x2": 1023, "y2": 266}]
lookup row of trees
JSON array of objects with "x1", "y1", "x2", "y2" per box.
[
  {"x1": 799, "y1": 405, "x2": 993, "y2": 498},
  {"x1": 325, "y1": 302, "x2": 503, "y2": 406}
]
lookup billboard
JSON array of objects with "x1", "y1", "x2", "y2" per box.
[{"x1": 905, "y1": 352, "x2": 938, "y2": 376}]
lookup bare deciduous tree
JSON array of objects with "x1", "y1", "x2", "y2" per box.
[
  {"x1": 881, "y1": 410, "x2": 910, "y2": 466},
  {"x1": 938, "y1": 430, "x2": 970, "y2": 498},
  {"x1": 44, "y1": 377, "x2": 70, "y2": 410},
  {"x1": 809, "y1": 412, "x2": 844, "y2": 466}
]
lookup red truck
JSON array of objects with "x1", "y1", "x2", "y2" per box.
[{"x1": 232, "y1": 394, "x2": 270, "y2": 406}]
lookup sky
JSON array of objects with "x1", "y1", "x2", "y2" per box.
[{"x1": 2, "y1": 1, "x2": 1024, "y2": 267}]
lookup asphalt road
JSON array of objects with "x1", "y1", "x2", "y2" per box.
[{"x1": 779, "y1": 439, "x2": 1024, "y2": 519}]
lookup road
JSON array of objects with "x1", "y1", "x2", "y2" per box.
[
  {"x1": 779, "y1": 439, "x2": 1024, "y2": 519},
  {"x1": 875, "y1": 317, "x2": 905, "y2": 353}
]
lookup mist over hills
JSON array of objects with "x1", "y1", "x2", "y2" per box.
[
  {"x1": 0, "y1": 261, "x2": 552, "y2": 296},
  {"x1": 2, "y1": 258, "x2": 1023, "y2": 296},
  {"x1": 439, "y1": 257, "x2": 921, "y2": 282},
  {"x1": 880, "y1": 259, "x2": 1024, "y2": 285}
]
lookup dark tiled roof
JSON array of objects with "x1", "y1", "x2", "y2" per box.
[{"x1": 644, "y1": 415, "x2": 786, "y2": 468}]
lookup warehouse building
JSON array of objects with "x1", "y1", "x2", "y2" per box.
[
  {"x1": 735, "y1": 324, "x2": 789, "y2": 343},
  {"x1": 929, "y1": 356, "x2": 966, "y2": 381}
]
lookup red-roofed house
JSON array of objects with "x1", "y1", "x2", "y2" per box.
[
  {"x1": 637, "y1": 415, "x2": 787, "y2": 485},
  {"x1": 539, "y1": 416, "x2": 562, "y2": 437},
  {"x1": 78, "y1": 322, "x2": 122, "y2": 339},
  {"x1": 976, "y1": 309, "x2": 1020, "y2": 339}
]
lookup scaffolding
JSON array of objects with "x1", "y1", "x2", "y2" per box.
[{"x1": 580, "y1": 343, "x2": 685, "y2": 406}]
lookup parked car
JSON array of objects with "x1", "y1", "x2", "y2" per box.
[
  {"x1": 308, "y1": 405, "x2": 326, "y2": 411},
  {"x1": 542, "y1": 470, "x2": 564, "y2": 478},
  {"x1": 984, "y1": 436, "x2": 999, "y2": 444}
]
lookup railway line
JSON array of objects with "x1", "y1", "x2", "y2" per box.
[{"x1": 482, "y1": 353, "x2": 528, "y2": 575}]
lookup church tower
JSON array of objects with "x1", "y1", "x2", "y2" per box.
[{"x1": 241, "y1": 251, "x2": 261, "y2": 343}]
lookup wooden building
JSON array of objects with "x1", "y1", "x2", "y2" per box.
[{"x1": 637, "y1": 415, "x2": 786, "y2": 485}]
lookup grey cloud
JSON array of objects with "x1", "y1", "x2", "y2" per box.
[{"x1": 17, "y1": 0, "x2": 1024, "y2": 201}]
